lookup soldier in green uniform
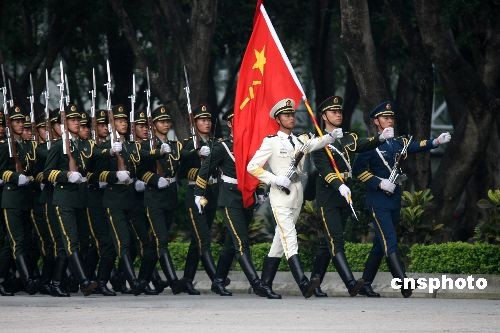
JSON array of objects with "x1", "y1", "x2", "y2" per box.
[
  {"x1": 179, "y1": 104, "x2": 221, "y2": 295},
  {"x1": 137, "y1": 106, "x2": 185, "y2": 294},
  {"x1": 0, "y1": 112, "x2": 15, "y2": 296},
  {"x1": 85, "y1": 109, "x2": 118, "y2": 296},
  {"x1": 0, "y1": 105, "x2": 39, "y2": 294},
  {"x1": 96, "y1": 104, "x2": 149, "y2": 295},
  {"x1": 43, "y1": 104, "x2": 98, "y2": 296},
  {"x1": 194, "y1": 110, "x2": 277, "y2": 298},
  {"x1": 310, "y1": 96, "x2": 394, "y2": 297}
]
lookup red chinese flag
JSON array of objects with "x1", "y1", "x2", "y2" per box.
[{"x1": 233, "y1": 3, "x2": 305, "y2": 208}]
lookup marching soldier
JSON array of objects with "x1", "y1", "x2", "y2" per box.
[
  {"x1": 247, "y1": 98, "x2": 342, "y2": 298},
  {"x1": 353, "y1": 100, "x2": 451, "y2": 298},
  {"x1": 194, "y1": 110, "x2": 277, "y2": 298},
  {"x1": 179, "y1": 104, "x2": 221, "y2": 294},
  {"x1": 96, "y1": 104, "x2": 149, "y2": 295},
  {"x1": 85, "y1": 110, "x2": 117, "y2": 296},
  {"x1": 136, "y1": 106, "x2": 184, "y2": 294},
  {"x1": 310, "y1": 96, "x2": 393, "y2": 297},
  {"x1": 0, "y1": 106, "x2": 39, "y2": 294},
  {"x1": 0, "y1": 112, "x2": 14, "y2": 296},
  {"x1": 43, "y1": 104, "x2": 98, "y2": 296}
]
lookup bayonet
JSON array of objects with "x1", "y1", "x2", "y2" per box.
[
  {"x1": 89, "y1": 68, "x2": 97, "y2": 142},
  {"x1": 42, "y1": 69, "x2": 51, "y2": 149},
  {"x1": 128, "y1": 73, "x2": 136, "y2": 141},
  {"x1": 28, "y1": 73, "x2": 38, "y2": 142},
  {"x1": 183, "y1": 65, "x2": 200, "y2": 150}
]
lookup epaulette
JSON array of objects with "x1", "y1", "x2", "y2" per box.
[
  {"x1": 266, "y1": 134, "x2": 277, "y2": 138},
  {"x1": 296, "y1": 132, "x2": 312, "y2": 138}
]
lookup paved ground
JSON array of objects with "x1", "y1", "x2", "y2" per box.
[{"x1": 1, "y1": 294, "x2": 499, "y2": 332}]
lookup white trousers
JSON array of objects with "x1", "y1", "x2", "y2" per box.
[{"x1": 268, "y1": 205, "x2": 301, "y2": 259}]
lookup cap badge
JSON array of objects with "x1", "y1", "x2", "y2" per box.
[
  {"x1": 71, "y1": 105, "x2": 76, "y2": 111},
  {"x1": 386, "y1": 103, "x2": 392, "y2": 110},
  {"x1": 202, "y1": 105, "x2": 207, "y2": 112}
]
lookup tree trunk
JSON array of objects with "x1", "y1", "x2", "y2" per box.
[
  {"x1": 414, "y1": 0, "x2": 497, "y2": 236},
  {"x1": 339, "y1": 0, "x2": 391, "y2": 129}
]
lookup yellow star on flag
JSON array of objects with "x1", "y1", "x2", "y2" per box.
[{"x1": 252, "y1": 46, "x2": 266, "y2": 76}]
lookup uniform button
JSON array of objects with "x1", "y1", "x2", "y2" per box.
[{"x1": 61, "y1": 186, "x2": 64, "y2": 189}]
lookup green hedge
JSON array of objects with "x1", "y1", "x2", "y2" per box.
[{"x1": 157, "y1": 242, "x2": 499, "y2": 274}]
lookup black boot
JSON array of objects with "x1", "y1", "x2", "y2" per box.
[
  {"x1": 239, "y1": 252, "x2": 278, "y2": 299},
  {"x1": 39, "y1": 256, "x2": 55, "y2": 295},
  {"x1": 386, "y1": 252, "x2": 412, "y2": 298},
  {"x1": 68, "y1": 252, "x2": 97, "y2": 296},
  {"x1": 200, "y1": 249, "x2": 217, "y2": 281},
  {"x1": 50, "y1": 256, "x2": 70, "y2": 297},
  {"x1": 84, "y1": 247, "x2": 99, "y2": 282},
  {"x1": 159, "y1": 251, "x2": 183, "y2": 295},
  {"x1": 288, "y1": 254, "x2": 319, "y2": 298},
  {"x1": 260, "y1": 256, "x2": 282, "y2": 299},
  {"x1": 211, "y1": 250, "x2": 234, "y2": 296},
  {"x1": 120, "y1": 254, "x2": 147, "y2": 296},
  {"x1": 181, "y1": 248, "x2": 201, "y2": 295},
  {"x1": 358, "y1": 252, "x2": 382, "y2": 297},
  {"x1": 16, "y1": 254, "x2": 39, "y2": 295},
  {"x1": 151, "y1": 269, "x2": 168, "y2": 294},
  {"x1": 333, "y1": 252, "x2": 364, "y2": 297},
  {"x1": 0, "y1": 283, "x2": 14, "y2": 296},
  {"x1": 96, "y1": 256, "x2": 116, "y2": 296},
  {"x1": 310, "y1": 251, "x2": 331, "y2": 297}
]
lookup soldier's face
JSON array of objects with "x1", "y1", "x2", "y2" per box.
[
  {"x1": 374, "y1": 115, "x2": 394, "y2": 131},
  {"x1": 79, "y1": 125, "x2": 90, "y2": 140},
  {"x1": 114, "y1": 118, "x2": 128, "y2": 135},
  {"x1": 277, "y1": 113, "x2": 295, "y2": 129},
  {"x1": 323, "y1": 110, "x2": 343, "y2": 127},
  {"x1": 37, "y1": 127, "x2": 47, "y2": 141},
  {"x1": 227, "y1": 119, "x2": 234, "y2": 135},
  {"x1": 154, "y1": 120, "x2": 171, "y2": 135},
  {"x1": 12, "y1": 119, "x2": 24, "y2": 135},
  {"x1": 67, "y1": 118, "x2": 80, "y2": 134},
  {"x1": 196, "y1": 118, "x2": 212, "y2": 135},
  {"x1": 0, "y1": 124, "x2": 5, "y2": 138},
  {"x1": 97, "y1": 123, "x2": 109, "y2": 138},
  {"x1": 136, "y1": 124, "x2": 148, "y2": 140},
  {"x1": 22, "y1": 127, "x2": 32, "y2": 140},
  {"x1": 52, "y1": 123, "x2": 62, "y2": 137}
]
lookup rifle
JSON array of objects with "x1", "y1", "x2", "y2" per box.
[
  {"x1": 1, "y1": 65, "x2": 22, "y2": 172},
  {"x1": 7, "y1": 79, "x2": 13, "y2": 107},
  {"x1": 42, "y1": 69, "x2": 51, "y2": 149},
  {"x1": 28, "y1": 73, "x2": 39, "y2": 142},
  {"x1": 144, "y1": 68, "x2": 163, "y2": 175},
  {"x1": 128, "y1": 73, "x2": 136, "y2": 142},
  {"x1": 58, "y1": 61, "x2": 77, "y2": 172},
  {"x1": 278, "y1": 134, "x2": 315, "y2": 195},
  {"x1": 89, "y1": 68, "x2": 97, "y2": 143},
  {"x1": 145, "y1": 67, "x2": 156, "y2": 150},
  {"x1": 386, "y1": 135, "x2": 413, "y2": 194},
  {"x1": 64, "y1": 74, "x2": 70, "y2": 106},
  {"x1": 105, "y1": 60, "x2": 126, "y2": 171},
  {"x1": 183, "y1": 65, "x2": 201, "y2": 150}
]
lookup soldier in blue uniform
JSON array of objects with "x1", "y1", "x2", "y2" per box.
[{"x1": 353, "y1": 100, "x2": 451, "y2": 298}]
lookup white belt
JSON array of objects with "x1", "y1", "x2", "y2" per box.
[
  {"x1": 189, "y1": 177, "x2": 217, "y2": 186},
  {"x1": 221, "y1": 175, "x2": 237, "y2": 184}
]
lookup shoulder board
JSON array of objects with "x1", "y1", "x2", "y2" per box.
[
  {"x1": 266, "y1": 134, "x2": 277, "y2": 138},
  {"x1": 296, "y1": 132, "x2": 312, "y2": 138}
]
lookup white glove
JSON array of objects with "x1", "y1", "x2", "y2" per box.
[
  {"x1": 0, "y1": 179, "x2": 4, "y2": 185},
  {"x1": 99, "y1": 181, "x2": 107, "y2": 189},
  {"x1": 158, "y1": 177, "x2": 170, "y2": 189},
  {"x1": 194, "y1": 195, "x2": 203, "y2": 214},
  {"x1": 379, "y1": 179, "x2": 396, "y2": 193},
  {"x1": 17, "y1": 174, "x2": 29, "y2": 186},
  {"x1": 273, "y1": 175, "x2": 291, "y2": 189},
  {"x1": 135, "y1": 180, "x2": 146, "y2": 192},
  {"x1": 329, "y1": 128, "x2": 343, "y2": 140},
  {"x1": 338, "y1": 184, "x2": 351, "y2": 202},
  {"x1": 199, "y1": 146, "x2": 211, "y2": 157},
  {"x1": 160, "y1": 143, "x2": 171, "y2": 155},
  {"x1": 68, "y1": 172, "x2": 83, "y2": 184},
  {"x1": 257, "y1": 194, "x2": 266, "y2": 205},
  {"x1": 40, "y1": 183, "x2": 45, "y2": 191},
  {"x1": 379, "y1": 127, "x2": 394, "y2": 141},
  {"x1": 81, "y1": 177, "x2": 87, "y2": 183},
  {"x1": 433, "y1": 132, "x2": 451, "y2": 145},
  {"x1": 116, "y1": 170, "x2": 130, "y2": 182},
  {"x1": 110, "y1": 142, "x2": 122, "y2": 155}
]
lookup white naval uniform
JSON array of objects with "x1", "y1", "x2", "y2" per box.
[{"x1": 247, "y1": 130, "x2": 334, "y2": 259}]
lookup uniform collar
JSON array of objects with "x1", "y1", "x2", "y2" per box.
[{"x1": 277, "y1": 130, "x2": 294, "y2": 138}]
